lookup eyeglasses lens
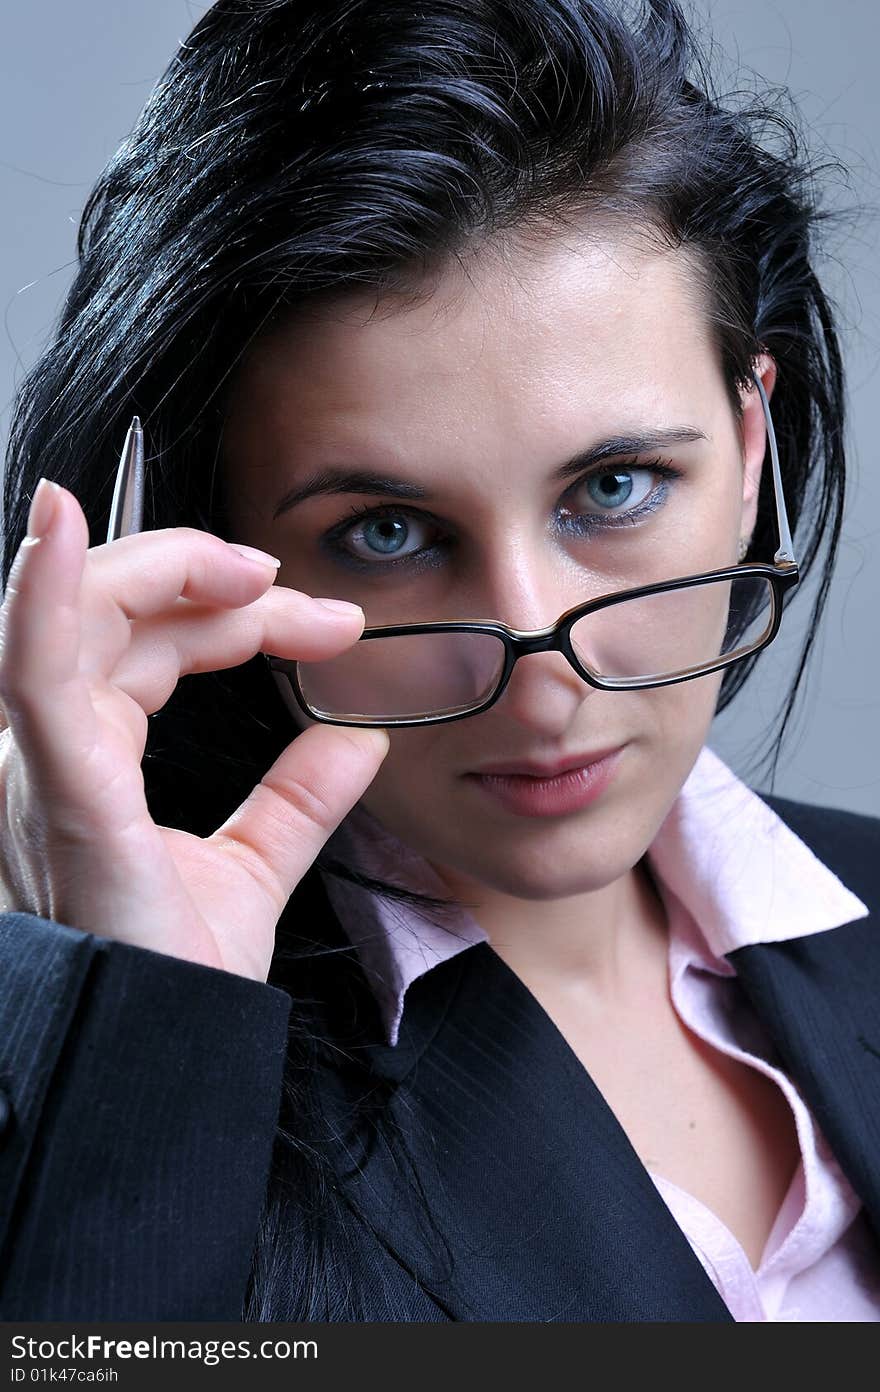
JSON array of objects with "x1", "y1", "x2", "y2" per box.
[{"x1": 294, "y1": 574, "x2": 775, "y2": 721}]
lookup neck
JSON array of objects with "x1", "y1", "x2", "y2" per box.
[{"x1": 427, "y1": 855, "x2": 670, "y2": 1016}]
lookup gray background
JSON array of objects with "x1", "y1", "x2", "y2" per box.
[{"x1": 2, "y1": 1, "x2": 877, "y2": 813}]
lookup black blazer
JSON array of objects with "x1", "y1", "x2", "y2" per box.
[{"x1": 0, "y1": 790, "x2": 878, "y2": 1321}]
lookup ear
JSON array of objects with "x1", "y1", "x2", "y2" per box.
[{"x1": 738, "y1": 353, "x2": 777, "y2": 543}]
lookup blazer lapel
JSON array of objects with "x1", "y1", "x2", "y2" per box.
[
  {"x1": 325, "y1": 791, "x2": 880, "y2": 1321},
  {"x1": 343, "y1": 941, "x2": 734, "y2": 1321},
  {"x1": 726, "y1": 792, "x2": 880, "y2": 1255}
]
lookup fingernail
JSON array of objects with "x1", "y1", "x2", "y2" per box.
[
  {"x1": 314, "y1": 597, "x2": 364, "y2": 616},
  {"x1": 27, "y1": 477, "x2": 61, "y2": 540},
  {"x1": 228, "y1": 542, "x2": 282, "y2": 569}
]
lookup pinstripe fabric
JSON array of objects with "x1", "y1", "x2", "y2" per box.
[
  {"x1": 0, "y1": 920, "x2": 291, "y2": 1319},
  {"x1": 0, "y1": 786, "x2": 876, "y2": 1320}
]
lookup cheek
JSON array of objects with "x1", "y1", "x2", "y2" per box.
[
  {"x1": 356, "y1": 726, "x2": 451, "y2": 813},
  {"x1": 666, "y1": 463, "x2": 746, "y2": 571},
  {"x1": 644, "y1": 670, "x2": 724, "y2": 791},
  {"x1": 358, "y1": 670, "x2": 723, "y2": 826}
]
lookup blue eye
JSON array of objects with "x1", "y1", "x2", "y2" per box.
[
  {"x1": 321, "y1": 459, "x2": 682, "y2": 572},
  {"x1": 584, "y1": 469, "x2": 643, "y2": 511},
  {"x1": 357, "y1": 514, "x2": 419, "y2": 556},
  {"x1": 558, "y1": 460, "x2": 678, "y2": 534},
  {"x1": 326, "y1": 508, "x2": 440, "y2": 567}
]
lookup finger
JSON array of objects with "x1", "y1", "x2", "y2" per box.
[
  {"x1": 210, "y1": 722, "x2": 391, "y2": 912},
  {"x1": 0, "y1": 481, "x2": 101, "y2": 783},
  {"x1": 86, "y1": 512, "x2": 289, "y2": 620},
  {"x1": 106, "y1": 585, "x2": 367, "y2": 714}
]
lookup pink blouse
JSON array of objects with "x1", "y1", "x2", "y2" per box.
[{"x1": 319, "y1": 743, "x2": 880, "y2": 1320}]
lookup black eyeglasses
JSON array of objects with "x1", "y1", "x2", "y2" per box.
[{"x1": 265, "y1": 374, "x2": 799, "y2": 728}]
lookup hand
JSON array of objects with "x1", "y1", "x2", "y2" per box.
[{"x1": 0, "y1": 479, "x2": 390, "y2": 982}]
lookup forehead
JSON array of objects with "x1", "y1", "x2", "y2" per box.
[{"x1": 225, "y1": 228, "x2": 715, "y2": 439}]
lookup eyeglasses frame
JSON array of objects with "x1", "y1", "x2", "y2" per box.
[{"x1": 265, "y1": 371, "x2": 800, "y2": 728}]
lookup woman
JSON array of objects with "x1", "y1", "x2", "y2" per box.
[{"x1": 0, "y1": 0, "x2": 877, "y2": 1322}]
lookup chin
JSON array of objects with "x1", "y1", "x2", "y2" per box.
[{"x1": 443, "y1": 843, "x2": 635, "y2": 903}]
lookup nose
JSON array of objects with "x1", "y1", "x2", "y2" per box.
[
  {"x1": 491, "y1": 641, "x2": 592, "y2": 728},
  {"x1": 478, "y1": 534, "x2": 588, "y2": 631},
  {"x1": 476, "y1": 551, "x2": 597, "y2": 728}
]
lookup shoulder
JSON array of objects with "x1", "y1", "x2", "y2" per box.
[
  {"x1": 756, "y1": 788, "x2": 880, "y2": 844},
  {"x1": 754, "y1": 788, "x2": 880, "y2": 903}
]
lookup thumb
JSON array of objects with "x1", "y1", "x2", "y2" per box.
[{"x1": 211, "y1": 721, "x2": 390, "y2": 908}]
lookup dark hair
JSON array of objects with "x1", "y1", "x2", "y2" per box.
[{"x1": 2, "y1": 0, "x2": 852, "y2": 1318}]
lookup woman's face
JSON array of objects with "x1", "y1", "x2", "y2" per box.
[{"x1": 221, "y1": 227, "x2": 771, "y2": 903}]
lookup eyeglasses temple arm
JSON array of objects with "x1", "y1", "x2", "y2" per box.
[{"x1": 752, "y1": 372, "x2": 797, "y2": 567}]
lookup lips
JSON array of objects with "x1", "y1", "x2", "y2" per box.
[
  {"x1": 467, "y1": 746, "x2": 625, "y2": 817},
  {"x1": 471, "y1": 745, "x2": 625, "y2": 779}
]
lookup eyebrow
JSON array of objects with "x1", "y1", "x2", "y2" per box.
[{"x1": 271, "y1": 426, "x2": 708, "y2": 520}]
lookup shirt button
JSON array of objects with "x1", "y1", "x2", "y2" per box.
[{"x1": 0, "y1": 1087, "x2": 13, "y2": 1141}]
